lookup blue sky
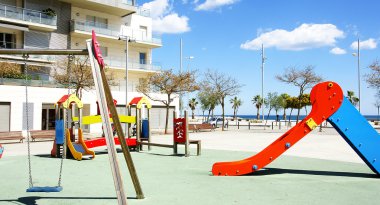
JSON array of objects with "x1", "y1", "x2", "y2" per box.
[{"x1": 138, "y1": 0, "x2": 380, "y2": 116}]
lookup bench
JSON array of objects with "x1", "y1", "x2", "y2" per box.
[
  {"x1": 174, "y1": 140, "x2": 201, "y2": 156},
  {"x1": 197, "y1": 123, "x2": 215, "y2": 132},
  {"x1": 188, "y1": 124, "x2": 199, "y2": 132},
  {"x1": 30, "y1": 130, "x2": 55, "y2": 141},
  {"x1": 0, "y1": 131, "x2": 24, "y2": 143}
]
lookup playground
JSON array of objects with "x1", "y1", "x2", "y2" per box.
[
  {"x1": 1, "y1": 32, "x2": 380, "y2": 204},
  {"x1": 1, "y1": 129, "x2": 380, "y2": 205}
]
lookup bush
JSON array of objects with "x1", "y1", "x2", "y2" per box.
[{"x1": 42, "y1": 8, "x2": 57, "y2": 17}]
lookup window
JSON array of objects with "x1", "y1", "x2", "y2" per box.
[
  {"x1": 0, "y1": 33, "x2": 15, "y2": 48},
  {"x1": 139, "y1": 25, "x2": 147, "y2": 40},
  {"x1": 139, "y1": 52, "x2": 146, "y2": 64},
  {"x1": 86, "y1": 15, "x2": 108, "y2": 29}
]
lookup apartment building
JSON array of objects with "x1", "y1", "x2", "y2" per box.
[{"x1": 0, "y1": 0, "x2": 177, "y2": 133}]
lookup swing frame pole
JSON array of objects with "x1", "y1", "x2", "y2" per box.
[{"x1": 0, "y1": 49, "x2": 88, "y2": 55}]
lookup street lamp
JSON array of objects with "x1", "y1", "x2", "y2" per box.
[
  {"x1": 185, "y1": 56, "x2": 194, "y2": 70},
  {"x1": 261, "y1": 44, "x2": 267, "y2": 122},
  {"x1": 352, "y1": 38, "x2": 361, "y2": 113},
  {"x1": 119, "y1": 35, "x2": 135, "y2": 134}
]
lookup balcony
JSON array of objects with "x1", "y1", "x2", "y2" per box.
[
  {"x1": 70, "y1": 20, "x2": 120, "y2": 40},
  {"x1": 0, "y1": 4, "x2": 57, "y2": 31},
  {"x1": 0, "y1": 77, "x2": 66, "y2": 88},
  {"x1": 103, "y1": 56, "x2": 161, "y2": 71},
  {"x1": 59, "y1": 0, "x2": 136, "y2": 17},
  {"x1": 71, "y1": 20, "x2": 162, "y2": 47}
]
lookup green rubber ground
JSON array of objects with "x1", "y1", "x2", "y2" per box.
[{"x1": 0, "y1": 147, "x2": 379, "y2": 205}]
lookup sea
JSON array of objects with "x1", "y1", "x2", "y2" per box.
[{"x1": 204, "y1": 115, "x2": 380, "y2": 121}]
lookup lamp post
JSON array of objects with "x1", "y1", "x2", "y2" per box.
[
  {"x1": 179, "y1": 38, "x2": 183, "y2": 117},
  {"x1": 119, "y1": 35, "x2": 132, "y2": 134},
  {"x1": 184, "y1": 56, "x2": 194, "y2": 110},
  {"x1": 352, "y1": 38, "x2": 361, "y2": 113},
  {"x1": 185, "y1": 56, "x2": 194, "y2": 70},
  {"x1": 261, "y1": 44, "x2": 266, "y2": 122}
]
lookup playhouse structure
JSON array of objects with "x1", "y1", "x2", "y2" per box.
[{"x1": 51, "y1": 94, "x2": 95, "y2": 160}]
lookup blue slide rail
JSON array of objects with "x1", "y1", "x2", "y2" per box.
[{"x1": 328, "y1": 97, "x2": 380, "y2": 174}]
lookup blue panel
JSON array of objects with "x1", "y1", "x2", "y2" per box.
[
  {"x1": 26, "y1": 186, "x2": 63, "y2": 192},
  {"x1": 73, "y1": 144, "x2": 86, "y2": 154},
  {"x1": 141, "y1": 119, "x2": 149, "y2": 139},
  {"x1": 328, "y1": 97, "x2": 380, "y2": 175},
  {"x1": 55, "y1": 120, "x2": 64, "y2": 144}
]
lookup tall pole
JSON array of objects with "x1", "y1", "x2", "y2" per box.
[
  {"x1": 125, "y1": 37, "x2": 129, "y2": 134},
  {"x1": 357, "y1": 38, "x2": 361, "y2": 113},
  {"x1": 179, "y1": 38, "x2": 183, "y2": 117},
  {"x1": 261, "y1": 44, "x2": 265, "y2": 122}
]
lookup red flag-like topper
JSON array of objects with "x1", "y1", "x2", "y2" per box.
[{"x1": 91, "y1": 30, "x2": 105, "y2": 68}]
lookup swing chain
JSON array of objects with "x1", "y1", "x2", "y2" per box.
[
  {"x1": 58, "y1": 54, "x2": 74, "y2": 187},
  {"x1": 23, "y1": 54, "x2": 33, "y2": 189}
]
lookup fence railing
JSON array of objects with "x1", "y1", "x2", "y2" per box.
[{"x1": 0, "y1": 3, "x2": 57, "y2": 26}]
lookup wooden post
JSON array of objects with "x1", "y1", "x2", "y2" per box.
[
  {"x1": 87, "y1": 38, "x2": 144, "y2": 201},
  {"x1": 127, "y1": 105, "x2": 131, "y2": 137},
  {"x1": 184, "y1": 111, "x2": 189, "y2": 157},
  {"x1": 248, "y1": 121, "x2": 250, "y2": 130},
  {"x1": 173, "y1": 111, "x2": 177, "y2": 155},
  {"x1": 136, "y1": 108, "x2": 141, "y2": 151},
  {"x1": 148, "y1": 108, "x2": 151, "y2": 149}
]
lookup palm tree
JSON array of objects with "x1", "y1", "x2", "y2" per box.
[
  {"x1": 252, "y1": 95, "x2": 263, "y2": 120},
  {"x1": 347, "y1": 90, "x2": 359, "y2": 107},
  {"x1": 279, "y1": 93, "x2": 290, "y2": 120},
  {"x1": 374, "y1": 100, "x2": 380, "y2": 121},
  {"x1": 230, "y1": 96, "x2": 242, "y2": 120},
  {"x1": 188, "y1": 98, "x2": 198, "y2": 119}
]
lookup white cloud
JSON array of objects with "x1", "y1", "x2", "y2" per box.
[
  {"x1": 195, "y1": 0, "x2": 239, "y2": 11},
  {"x1": 142, "y1": 0, "x2": 190, "y2": 34},
  {"x1": 330, "y1": 47, "x2": 346, "y2": 55},
  {"x1": 152, "y1": 13, "x2": 190, "y2": 34},
  {"x1": 240, "y1": 23, "x2": 345, "y2": 51},
  {"x1": 350, "y1": 38, "x2": 377, "y2": 50}
]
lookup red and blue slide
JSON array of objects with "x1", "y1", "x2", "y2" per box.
[{"x1": 212, "y1": 81, "x2": 380, "y2": 176}]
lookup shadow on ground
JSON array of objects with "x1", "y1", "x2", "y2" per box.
[
  {"x1": 0, "y1": 196, "x2": 140, "y2": 205},
  {"x1": 248, "y1": 167, "x2": 379, "y2": 178}
]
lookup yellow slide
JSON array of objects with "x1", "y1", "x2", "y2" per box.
[{"x1": 66, "y1": 128, "x2": 95, "y2": 161}]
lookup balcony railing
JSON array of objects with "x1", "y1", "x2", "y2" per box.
[
  {"x1": 0, "y1": 4, "x2": 57, "y2": 26},
  {"x1": 71, "y1": 20, "x2": 120, "y2": 38},
  {"x1": 121, "y1": 0, "x2": 134, "y2": 6},
  {"x1": 137, "y1": 7, "x2": 150, "y2": 17},
  {"x1": 0, "y1": 77, "x2": 66, "y2": 88},
  {"x1": 72, "y1": 20, "x2": 162, "y2": 45},
  {"x1": 104, "y1": 56, "x2": 161, "y2": 70}
]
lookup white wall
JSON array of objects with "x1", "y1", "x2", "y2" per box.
[{"x1": 0, "y1": 85, "x2": 175, "y2": 132}]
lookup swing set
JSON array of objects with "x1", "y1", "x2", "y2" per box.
[{"x1": 0, "y1": 31, "x2": 143, "y2": 204}]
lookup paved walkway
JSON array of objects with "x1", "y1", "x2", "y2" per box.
[{"x1": 0, "y1": 128, "x2": 378, "y2": 205}]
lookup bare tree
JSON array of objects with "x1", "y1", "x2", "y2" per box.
[
  {"x1": 136, "y1": 69, "x2": 199, "y2": 134},
  {"x1": 201, "y1": 70, "x2": 243, "y2": 131},
  {"x1": 276, "y1": 65, "x2": 322, "y2": 123},
  {"x1": 52, "y1": 56, "x2": 116, "y2": 99},
  {"x1": 366, "y1": 60, "x2": 380, "y2": 95}
]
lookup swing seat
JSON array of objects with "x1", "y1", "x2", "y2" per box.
[{"x1": 26, "y1": 186, "x2": 63, "y2": 192}]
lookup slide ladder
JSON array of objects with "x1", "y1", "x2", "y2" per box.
[{"x1": 212, "y1": 81, "x2": 380, "y2": 176}]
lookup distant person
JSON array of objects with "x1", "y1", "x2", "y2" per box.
[{"x1": 276, "y1": 114, "x2": 279, "y2": 122}]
